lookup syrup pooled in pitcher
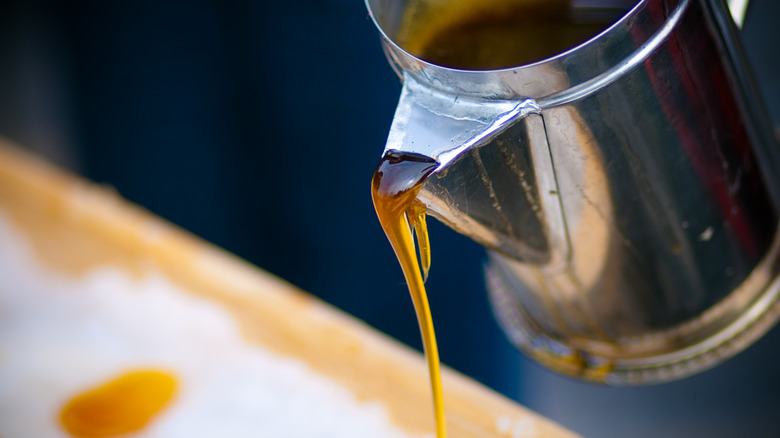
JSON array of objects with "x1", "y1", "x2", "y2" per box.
[
  {"x1": 399, "y1": 0, "x2": 618, "y2": 70},
  {"x1": 371, "y1": 151, "x2": 445, "y2": 437}
]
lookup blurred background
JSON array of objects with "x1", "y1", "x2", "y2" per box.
[{"x1": 0, "y1": 0, "x2": 778, "y2": 437}]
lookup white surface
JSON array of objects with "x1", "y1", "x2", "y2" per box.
[{"x1": 0, "y1": 211, "x2": 419, "y2": 438}]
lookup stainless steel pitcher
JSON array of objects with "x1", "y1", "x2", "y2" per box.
[{"x1": 366, "y1": 0, "x2": 780, "y2": 384}]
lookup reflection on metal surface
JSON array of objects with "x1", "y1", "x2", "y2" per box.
[
  {"x1": 728, "y1": 0, "x2": 749, "y2": 28},
  {"x1": 488, "y1": 232, "x2": 780, "y2": 384}
]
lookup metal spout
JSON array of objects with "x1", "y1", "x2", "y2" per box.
[
  {"x1": 383, "y1": 74, "x2": 570, "y2": 265},
  {"x1": 384, "y1": 74, "x2": 532, "y2": 169}
]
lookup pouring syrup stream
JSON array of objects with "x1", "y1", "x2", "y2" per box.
[{"x1": 371, "y1": 151, "x2": 445, "y2": 437}]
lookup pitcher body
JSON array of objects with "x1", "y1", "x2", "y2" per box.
[{"x1": 367, "y1": 0, "x2": 780, "y2": 384}]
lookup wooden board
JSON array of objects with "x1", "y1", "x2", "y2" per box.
[{"x1": 0, "y1": 138, "x2": 580, "y2": 438}]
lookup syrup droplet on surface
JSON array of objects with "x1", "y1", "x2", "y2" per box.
[{"x1": 60, "y1": 369, "x2": 177, "y2": 438}]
